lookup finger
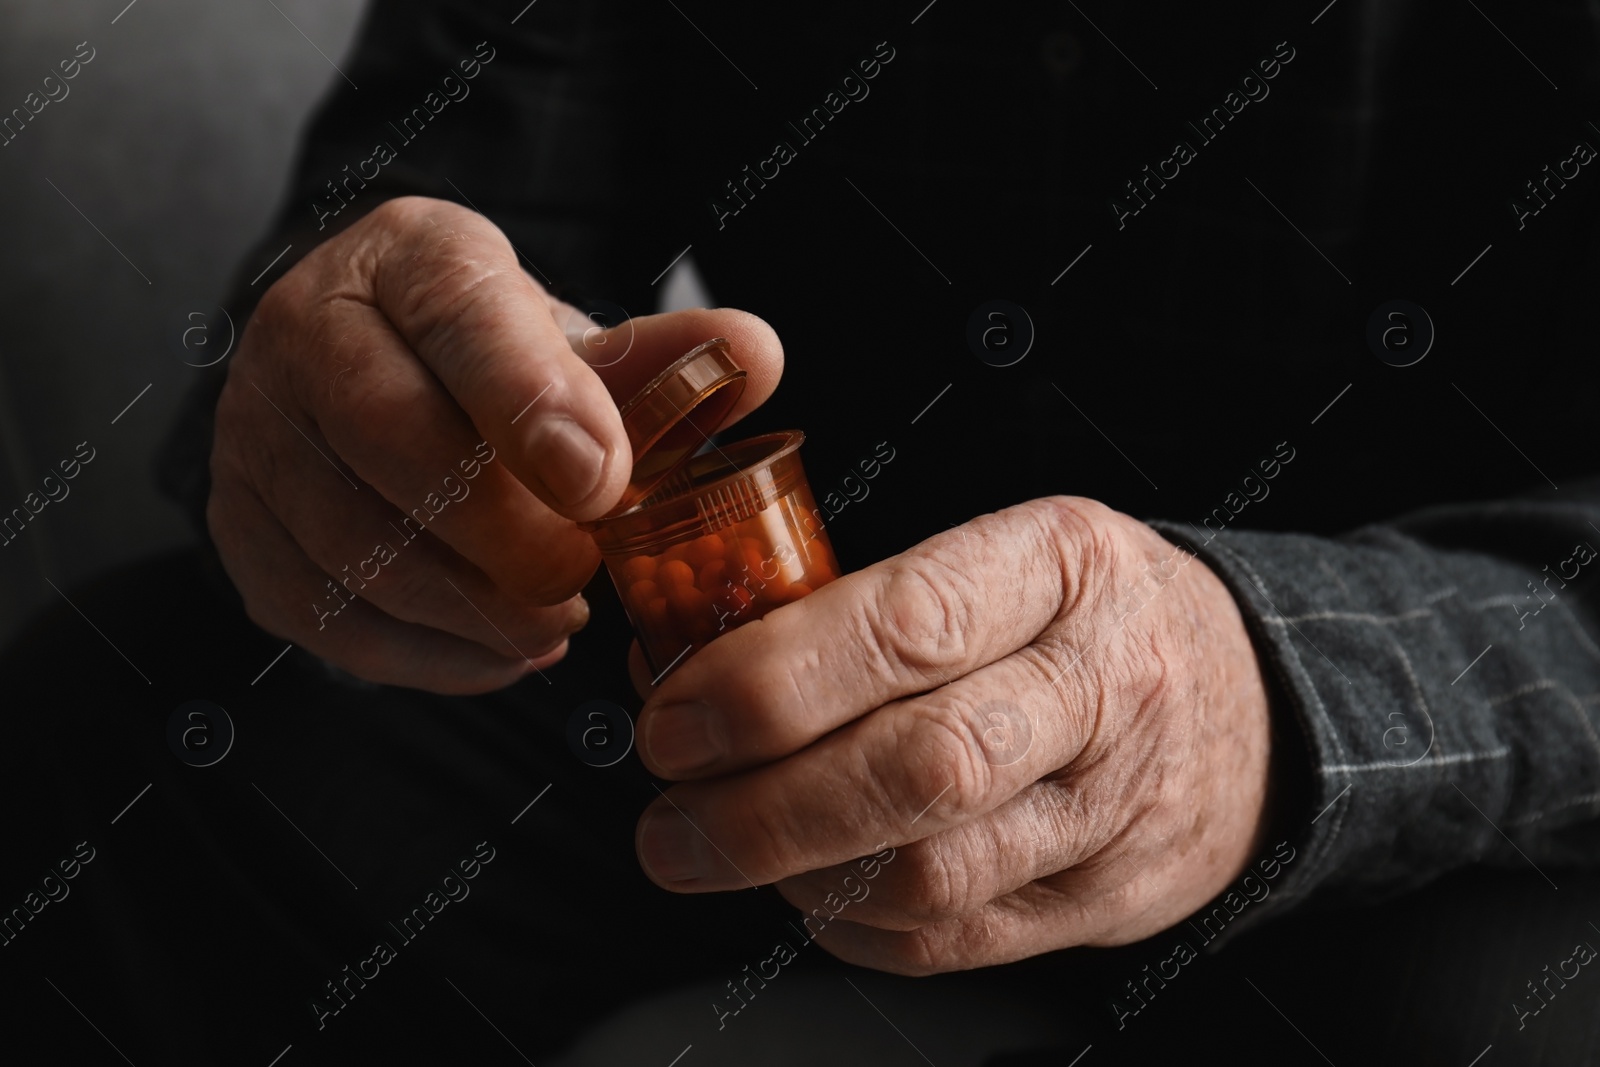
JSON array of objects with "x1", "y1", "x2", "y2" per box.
[
  {"x1": 355, "y1": 197, "x2": 626, "y2": 517},
  {"x1": 774, "y1": 776, "x2": 1115, "y2": 932},
  {"x1": 358, "y1": 199, "x2": 783, "y2": 521},
  {"x1": 258, "y1": 239, "x2": 605, "y2": 606},
  {"x1": 636, "y1": 498, "x2": 1090, "y2": 778},
  {"x1": 246, "y1": 300, "x2": 601, "y2": 607},
  {"x1": 634, "y1": 635, "x2": 1099, "y2": 891},
  {"x1": 207, "y1": 479, "x2": 558, "y2": 694},
  {"x1": 242, "y1": 412, "x2": 590, "y2": 658}
]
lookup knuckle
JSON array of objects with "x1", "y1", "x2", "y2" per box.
[
  {"x1": 903, "y1": 699, "x2": 996, "y2": 820},
  {"x1": 222, "y1": 435, "x2": 295, "y2": 528},
  {"x1": 248, "y1": 265, "x2": 322, "y2": 364},
  {"x1": 893, "y1": 840, "x2": 980, "y2": 925},
  {"x1": 249, "y1": 280, "x2": 290, "y2": 337},
  {"x1": 1032, "y1": 495, "x2": 1116, "y2": 610},
  {"x1": 376, "y1": 207, "x2": 515, "y2": 330},
  {"x1": 732, "y1": 795, "x2": 808, "y2": 882},
  {"x1": 250, "y1": 267, "x2": 302, "y2": 331},
  {"x1": 365, "y1": 195, "x2": 425, "y2": 231},
  {"x1": 863, "y1": 554, "x2": 973, "y2": 674},
  {"x1": 364, "y1": 194, "x2": 471, "y2": 239},
  {"x1": 379, "y1": 558, "x2": 441, "y2": 623},
  {"x1": 393, "y1": 258, "x2": 520, "y2": 383},
  {"x1": 407, "y1": 253, "x2": 510, "y2": 326},
  {"x1": 889, "y1": 926, "x2": 952, "y2": 977},
  {"x1": 1035, "y1": 494, "x2": 1113, "y2": 541}
]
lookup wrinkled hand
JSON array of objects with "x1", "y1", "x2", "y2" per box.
[
  {"x1": 631, "y1": 496, "x2": 1273, "y2": 974},
  {"x1": 209, "y1": 196, "x2": 782, "y2": 693}
]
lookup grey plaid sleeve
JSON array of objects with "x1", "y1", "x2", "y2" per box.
[{"x1": 1151, "y1": 479, "x2": 1600, "y2": 930}]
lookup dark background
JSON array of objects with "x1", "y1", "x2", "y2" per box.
[{"x1": 2, "y1": 1, "x2": 1598, "y2": 1065}]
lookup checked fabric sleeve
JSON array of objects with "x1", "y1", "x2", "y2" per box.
[{"x1": 1152, "y1": 479, "x2": 1600, "y2": 933}]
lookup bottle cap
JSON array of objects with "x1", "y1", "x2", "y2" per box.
[{"x1": 609, "y1": 337, "x2": 747, "y2": 515}]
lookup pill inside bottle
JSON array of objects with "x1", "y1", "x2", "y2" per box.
[{"x1": 581, "y1": 339, "x2": 841, "y2": 679}]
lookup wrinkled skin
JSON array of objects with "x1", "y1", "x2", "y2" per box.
[
  {"x1": 632, "y1": 497, "x2": 1273, "y2": 974},
  {"x1": 208, "y1": 196, "x2": 782, "y2": 693}
]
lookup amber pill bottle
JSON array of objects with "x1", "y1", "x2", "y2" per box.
[{"x1": 580, "y1": 338, "x2": 841, "y2": 678}]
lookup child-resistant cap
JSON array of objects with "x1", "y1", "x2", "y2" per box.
[{"x1": 607, "y1": 337, "x2": 747, "y2": 515}]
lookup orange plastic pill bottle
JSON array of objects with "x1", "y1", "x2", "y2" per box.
[{"x1": 581, "y1": 338, "x2": 841, "y2": 679}]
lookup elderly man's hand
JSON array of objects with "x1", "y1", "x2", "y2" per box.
[
  {"x1": 631, "y1": 496, "x2": 1273, "y2": 974},
  {"x1": 208, "y1": 196, "x2": 782, "y2": 693}
]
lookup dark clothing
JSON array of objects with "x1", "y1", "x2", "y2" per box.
[
  {"x1": 14, "y1": 0, "x2": 1600, "y2": 1061},
  {"x1": 2, "y1": 549, "x2": 1598, "y2": 1065}
]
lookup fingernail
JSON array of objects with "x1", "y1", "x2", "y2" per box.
[
  {"x1": 645, "y1": 700, "x2": 725, "y2": 774},
  {"x1": 638, "y1": 805, "x2": 711, "y2": 883},
  {"x1": 527, "y1": 416, "x2": 605, "y2": 507}
]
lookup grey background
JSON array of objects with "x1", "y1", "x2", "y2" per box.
[{"x1": 0, "y1": 0, "x2": 367, "y2": 645}]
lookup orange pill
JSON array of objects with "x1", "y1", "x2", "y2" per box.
[
  {"x1": 657, "y1": 559, "x2": 696, "y2": 590},
  {"x1": 698, "y1": 558, "x2": 727, "y2": 593},
  {"x1": 643, "y1": 595, "x2": 670, "y2": 633},
  {"x1": 620, "y1": 555, "x2": 657, "y2": 585},
  {"x1": 667, "y1": 585, "x2": 711, "y2": 628},
  {"x1": 785, "y1": 582, "x2": 813, "y2": 602},
  {"x1": 686, "y1": 534, "x2": 725, "y2": 570},
  {"x1": 627, "y1": 578, "x2": 660, "y2": 610},
  {"x1": 715, "y1": 583, "x2": 754, "y2": 616},
  {"x1": 742, "y1": 547, "x2": 773, "y2": 582}
]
